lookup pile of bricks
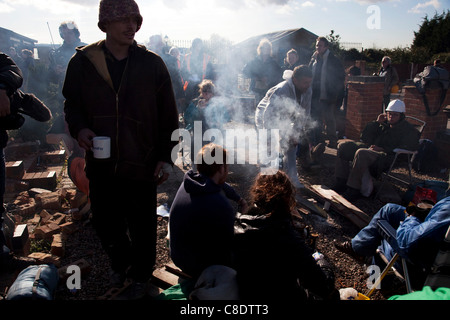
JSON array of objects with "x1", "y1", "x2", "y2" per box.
[
  {"x1": 3, "y1": 140, "x2": 93, "y2": 282},
  {"x1": 6, "y1": 187, "x2": 89, "y2": 268}
]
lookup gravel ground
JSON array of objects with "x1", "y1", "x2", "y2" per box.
[
  {"x1": 2, "y1": 132, "x2": 448, "y2": 301},
  {"x1": 56, "y1": 143, "x2": 448, "y2": 301}
]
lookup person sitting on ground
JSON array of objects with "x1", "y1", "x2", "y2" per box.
[
  {"x1": 335, "y1": 196, "x2": 450, "y2": 290},
  {"x1": 233, "y1": 170, "x2": 340, "y2": 301},
  {"x1": 333, "y1": 99, "x2": 420, "y2": 201},
  {"x1": 169, "y1": 143, "x2": 248, "y2": 278},
  {"x1": 184, "y1": 79, "x2": 230, "y2": 165}
]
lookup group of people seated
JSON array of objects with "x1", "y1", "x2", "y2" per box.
[{"x1": 167, "y1": 142, "x2": 450, "y2": 301}]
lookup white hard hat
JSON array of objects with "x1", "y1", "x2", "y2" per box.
[{"x1": 386, "y1": 99, "x2": 405, "y2": 113}]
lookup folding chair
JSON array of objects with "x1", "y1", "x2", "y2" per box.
[
  {"x1": 375, "y1": 116, "x2": 426, "y2": 200},
  {"x1": 365, "y1": 219, "x2": 414, "y2": 297},
  {"x1": 423, "y1": 225, "x2": 450, "y2": 290},
  {"x1": 366, "y1": 221, "x2": 450, "y2": 298}
]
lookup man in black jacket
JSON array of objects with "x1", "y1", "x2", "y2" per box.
[
  {"x1": 63, "y1": 0, "x2": 179, "y2": 299},
  {"x1": 309, "y1": 36, "x2": 345, "y2": 150}
]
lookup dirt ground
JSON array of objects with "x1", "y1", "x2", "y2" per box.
[{"x1": 2, "y1": 123, "x2": 449, "y2": 301}]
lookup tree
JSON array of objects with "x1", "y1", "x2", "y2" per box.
[
  {"x1": 413, "y1": 10, "x2": 450, "y2": 55},
  {"x1": 326, "y1": 29, "x2": 342, "y2": 54}
]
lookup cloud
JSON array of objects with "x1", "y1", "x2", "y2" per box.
[
  {"x1": 61, "y1": 0, "x2": 98, "y2": 6},
  {"x1": 301, "y1": 1, "x2": 315, "y2": 7},
  {"x1": 343, "y1": 0, "x2": 396, "y2": 4},
  {"x1": 408, "y1": 0, "x2": 441, "y2": 13},
  {"x1": 2, "y1": 0, "x2": 91, "y2": 14},
  {"x1": 0, "y1": 2, "x2": 14, "y2": 13}
]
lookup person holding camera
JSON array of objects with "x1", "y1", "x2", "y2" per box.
[{"x1": 335, "y1": 196, "x2": 450, "y2": 289}]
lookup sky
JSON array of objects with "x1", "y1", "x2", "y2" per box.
[{"x1": 0, "y1": 0, "x2": 449, "y2": 50}]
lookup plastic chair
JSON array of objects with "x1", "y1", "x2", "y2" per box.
[{"x1": 375, "y1": 116, "x2": 426, "y2": 200}]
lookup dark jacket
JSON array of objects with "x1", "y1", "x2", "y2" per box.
[
  {"x1": 63, "y1": 41, "x2": 179, "y2": 181},
  {"x1": 169, "y1": 170, "x2": 240, "y2": 277},
  {"x1": 378, "y1": 64, "x2": 399, "y2": 95},
  {"x1": 309, "y1": 50, "x2": 345, "y2": 103},
  {"x1": 233, "y1": 207, "x2": 339, "y2": 301},
  {"x1": 0, "y1": 52, "x2": 23, "y2": 147},
  {"x1": 242, "y1": 56, "x2": 282, "y2": 97},
  {"x1": 361, "y1": 117, "x2": 421, "y2": 155}
]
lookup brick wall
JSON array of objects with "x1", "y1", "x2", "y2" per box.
[
  {"x1": 345, "y1": 76, "x2": 384, "y2": 140},
  {"x1": 344, "y1": 78, "x2": 450, "y2": 167},
  {"x1": 345, "y1": 78, "x2": 449, "y2": 141},
  {"x1": 403, "y1": 86, "x2": 450, "y2": 141}
]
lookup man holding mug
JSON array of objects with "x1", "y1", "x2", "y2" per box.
[{"x1": 63, "y1": 0, "x2": 179, "y2": 299}]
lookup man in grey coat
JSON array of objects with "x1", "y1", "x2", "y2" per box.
[{"x1": 255, "y1": 65, "x2": 313, "y2": 188}]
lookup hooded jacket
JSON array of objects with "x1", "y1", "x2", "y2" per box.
[
  {"x1": 63, "y1": 41, "x2": 179, "y2": 181},
  {"x1": 169, "y1": 170, "x2": 240, "y2": 277},
  {"x1": 396, "y1": 196, "x2": 450, "y2": 270}
]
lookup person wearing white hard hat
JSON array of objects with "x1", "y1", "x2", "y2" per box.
[{"x1": 332, "y1": 99, "x2": 420, "y2": 201}]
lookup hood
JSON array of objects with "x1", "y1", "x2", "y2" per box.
[{"x1": 183, "y1": 169, "x2": 222, "y2": 195}]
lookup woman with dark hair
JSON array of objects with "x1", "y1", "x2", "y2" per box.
[{"x1": 233, "y1": 170, "x2": 339, "y2": 301}]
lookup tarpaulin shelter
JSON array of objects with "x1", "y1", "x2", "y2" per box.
[{"x1": 232, "y1": 28, "x2": 318, "y2": 67}]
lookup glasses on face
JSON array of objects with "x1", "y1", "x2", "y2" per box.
[{"x1": 387, "y1": 112, "x2": 400, "y2": 117}]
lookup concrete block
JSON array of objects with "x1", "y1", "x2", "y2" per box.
[
  {"x1": 49, "y1": 212, "x2": 66, "y2": 225},
  {"x1": 51, "y1": 234, "x2": 64, "y2": 257},
  {"x1": 34, "y1": 222, "x2": 61, "y2": 240},
  {"x1": 22, "y1": 171, "x2": 57, "y2": 190},
  {"x1": 60, "y1": 222, "x2": 78, "y2": 235},
  {"x1": 28, "y1": 252, "x2": 61, "y2": 267},
  {"x1": 40, "y1": 150, "x2": 67, "y2": 165},
  {"x1": 12, "y1": 224, "x2": 29, "y2": 255},
  {"x1": 5, "y1": 161, "x2": 24, "y2": 179},
  {"x1": 35, "y1": 191, "x2": 62, "y2": 210}
]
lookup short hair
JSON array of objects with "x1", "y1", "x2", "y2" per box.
[
  {"x1": 196, "y1": 143, "x2": 228, "y2": 177},
  {"x1": 198, "y1": 79, "x2": 215, "y2": 95},
  {"x1": 316, "y1": 36, "x2": 329, "y2": 47},
  {"x1": 287, "y1": 49, "x2": 298, "y2": 56},
  {"x1": 59, "y1": 21, "x2": 80, "y2": 39},
  {"x1": 292, "y1": 65, "x2": 312, "y2": 80},
  {"x1": 382, "y1": 56, "x2": 391, "y2": 64}
]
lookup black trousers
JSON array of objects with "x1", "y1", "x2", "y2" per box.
[{"x1": 88, "y1": 175, "x2": 157, "y2": 282}]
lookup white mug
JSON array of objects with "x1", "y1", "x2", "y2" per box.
[{"x1": 92, "y1": 136, "x2": 111, "y2": 159}]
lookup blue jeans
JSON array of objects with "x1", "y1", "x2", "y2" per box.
[{"x1": 351, "y1": 203, "x2": 407, "y2": 259}]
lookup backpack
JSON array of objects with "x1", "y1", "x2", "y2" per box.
[
  {"x1": 412, "y1": 139, "x2": 439, "y2": 174},
  {"x1": 414, "y1": 66, "x2": 449, "y2": 116}
]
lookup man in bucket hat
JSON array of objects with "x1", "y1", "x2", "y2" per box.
[{"x1": 63, "y1": 0, "x2": 179, "y2": 299}]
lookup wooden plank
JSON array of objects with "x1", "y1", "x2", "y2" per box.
[
  {"x1": 151, "y1": 268, "x2": 181, "y2": 289},
  {"x1": 165, "y1": 262, "x2": 192, "y2": 279},
  {"x1": 295, "y1": 194, "x2": 328, "y2": 219},
  {"x1": 309, "y1": 185, "x2": 371, "y2": 229}
]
